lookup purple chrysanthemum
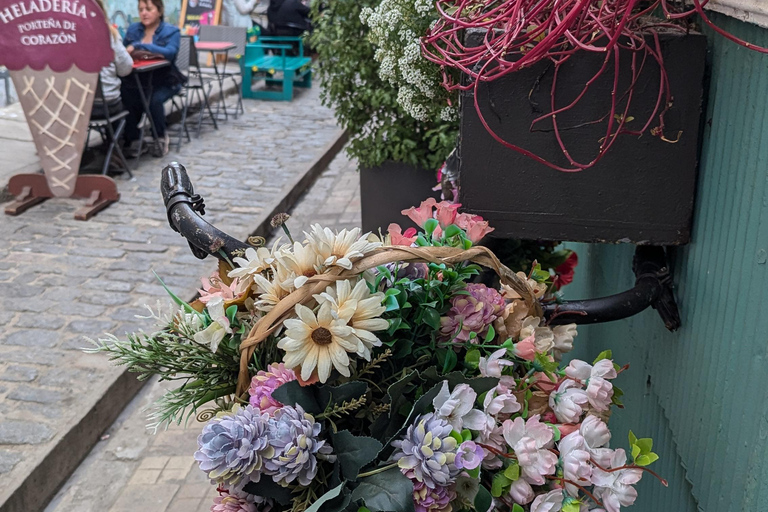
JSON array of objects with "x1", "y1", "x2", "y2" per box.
[
  {"x1": 210, "y1": 487, "x2": 273, "y2": 512},
  {"x1": 439, "y1": 283, "x2": 506, "y2": 343},
  {"x1": 195, "y1": 405, "x2": 275, "y2": 488},
  {"x1": 412, "y1": 480, "x2": 456, "y2": 512},
  {"x1": 248, "y1": 363, "x2": 297, "y2": 415},
  {"x1": 265, "y1": 405, "x2": 333, "y2": 487},
  {"x1": 391, "y1": 413, "x2": 460, "y2": 489}
]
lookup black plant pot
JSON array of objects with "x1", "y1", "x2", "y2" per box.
[
  {"x1": 360, "y1": 162, "x2": 441, "y2": 234},
  {"x1": 458, "y1": 29, "x2": 707, "y2": 245}
]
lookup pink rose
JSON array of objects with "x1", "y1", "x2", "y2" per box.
[
  {"x1": 401, "y1": 198, "x2": 437, "y2": 227},
  {"x1": 388, "y1": 223, "x2": 418, "y2": 247},
  {"x1": 513, "y1": 336, "x2": 536, "y2": 361},
  {"x1": 434, "y1": 201, "x2": 461, "y2": 228}
]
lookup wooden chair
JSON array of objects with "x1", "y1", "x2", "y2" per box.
[{"x1": 87, "y1": 77, "x2": 132, "y2": 177}]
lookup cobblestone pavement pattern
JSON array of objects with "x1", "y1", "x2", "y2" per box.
[
  {"x1": 44, "y1": 149, "x2": 361, "y2": 511},
  {"x1": 0, "y1": 86, "x2": 340, "y2": 508}
]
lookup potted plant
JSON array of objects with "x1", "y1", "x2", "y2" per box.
[{"x1": 308, "y1": 0, "x2": 457, "y2": 233}]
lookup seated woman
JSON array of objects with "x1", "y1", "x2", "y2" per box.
[
  {"x1": 121, "y1": 0, "x2": 183, "y2": 157},
  {"x1": 93, "y1": 0, "x2": 133, "y2": 117},
  {"x1": 267, "y1": 0, "x2": 310, "y2": 37}
]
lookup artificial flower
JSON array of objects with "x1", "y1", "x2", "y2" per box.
[
  {"x1": 513, "y1": 336, "x2": 537, "y2": 361},
  {"x1": 193, "y1": 297, "x2": 232, "y2": 353},
  {"x1": 549, "y1": 380, "x2": 588, "y2": 424},
  {"x1": 251, "y1": 273, "x2": 292, "y2": 313},
  {"x1": 392, "y1": 413, "x2": 460, "y2": 489},
  {"x1": 455, "y1": 440, "x2": 484, "y2": 470},
  {"x1": 402, "y1": 198, "x2": 438, "y2": 227},
  {"x1": 566, "y1": 360, "x2": 617, "y2": 411},
  {"x1": 276, "y1": 241, "x2": 323, "y2": 289},
  {"x1": 228, "y1": 246, "x2": 280, "y2": 288},
  {"x1": 454, "y1": 213, "x2": 494, "y2": 242},
  {"x1": 579, "y1": 415, "x2": 614, "y2": 467},
  {"x1": 494, "y1": 299, "x2": 530, "y2": 340},
  {"x1": 305, "y1": 224, "x2": 381, "y2": 269},
  {"x1": 412, "y1": 480, "x2": 456, "y2": 512},
  {"x1": 278, "y1": 303, "x2": 362, "y2": 382},
  {"x1": 248, "y1": 363, "x2": 297, "y2": 415},
  {"x1": 559, "y1": 432, "x2": 593, "y2": 497},
  {"x1": 387, "y1": 223, "x2": 418, "y2": 246},
  {"x1": 314, "y1": 278, "x2": 388, "y2": 360},
  {"x1": 478, "y1": 348, "x2": 515, "y2": 378},
  {"x1": 531, "y1": 490, "x2": 565, "y2": 512},
  {"x1": 519, "y1": 317, "x2": 555, "y2": 353},
  {"x1": 440, "y1": 283, "x2": 506, "y2": 343},
  {"x1": 432, "y1": 382, "x2": 487, "y2": 431},
  {"x1": 508, "y1": 477, "x2": 535, "y2": 505},
  {"x1": 591, "y1": 448, "x2": 643, "y2": 512},
  {"x1": 434, "y1": 201, "x2": 461, "y2": 228},
  {"x1": 502, "y1": 415, "x2": 557, "y2": 485},
  {"x1": 199, "y1": 272, "x2": 242, "y2": 304},
  {"x1": 553, "y1": 251, "x2": 578, "y2": 290},
  {"x1": 553, "y1": 324, "x2": 578, "y2": 360}
]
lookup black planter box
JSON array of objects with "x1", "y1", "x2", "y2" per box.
[
  {"x1": 360, "y1": 162, "x2": 441, "y2": 234},
  {"x1": 458, "y1": 30, "x2": 707, "y2": 245}
]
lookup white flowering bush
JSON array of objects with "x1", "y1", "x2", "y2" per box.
[{"x1": 362, "y1": 0, "x2": 459, "y2": 123}]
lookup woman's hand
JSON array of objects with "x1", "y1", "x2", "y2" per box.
[{"x1": 126, "y1": 45, "x2": 135, "y2": 53}]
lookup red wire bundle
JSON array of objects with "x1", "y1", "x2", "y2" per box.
[{"x1": 423, "y1": 0, "x2": 768, "y2": 171}]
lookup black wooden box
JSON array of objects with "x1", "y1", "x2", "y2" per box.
[{"x1": 458, "y1": 30, "x2": 707, "y2": 245}]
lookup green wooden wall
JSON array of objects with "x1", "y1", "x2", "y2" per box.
[{"x1": 563, "y1": 12, "x2": 768, "y2": 512}]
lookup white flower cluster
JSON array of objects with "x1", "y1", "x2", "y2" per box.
[{"x1": 363, "y1": 0, "x2": 454, "y2": 122}]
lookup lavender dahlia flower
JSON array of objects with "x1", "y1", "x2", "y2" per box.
[
  {"x1": 211, "y1": 487, "x2": 273, "y2": 512},
  {"x1": 392, "y1": 413, "x2": 460, "y2": 489},
  {"x1": 412, "y1": 480, "x2": 456, "y2": 512},
  {"x1": 265, "y1": 405, "x2": 333, "y2": 487},
  {"x1": 439, "y1": 283, "x2": 506, "y2": 343},
  {"x1": 195, "y1": 406, "x2": 275, "y2": 488}
]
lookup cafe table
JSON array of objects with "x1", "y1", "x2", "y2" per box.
[
  {"x1": 194, "y1": 41, "x2": 237, "y2": 120},
  {"x1": 131, "y1": 58, "x2": 170, "y2": 159}
]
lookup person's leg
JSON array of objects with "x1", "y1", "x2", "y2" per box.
[
  {"x1": 149, "y1": 85, "x2": 181, "y2": 138},
  {"x1": 120, "y1": 81, "x2": 143, "y2": 144}
]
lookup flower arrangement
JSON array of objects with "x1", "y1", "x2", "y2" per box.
[
  {"x1": 90, "y1": 201, "x2": 664, "y2": 512},
  {"x1": 361, "y1": 0, "x2": 458, "y2": 123}
]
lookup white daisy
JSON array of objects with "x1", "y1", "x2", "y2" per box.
[
  {"x1": 276, "y1": 241, "x2": 324, "y2": 289},
  {"x1": 228, "y1": 245, "x2": 279, "y2": 289},
  {"x1": 305, "y1": 224, "x2": 381, "y2": 270},
  {"x1": 315, "y1": 279, "x2": 389, "y2": 360},
  {"x1": 278, "y1": 303, "x2": 363, "y2": 382}
]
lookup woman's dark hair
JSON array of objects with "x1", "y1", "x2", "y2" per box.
[{"x1": 139, "y1": 0, "x2": 164, "y2": 20}]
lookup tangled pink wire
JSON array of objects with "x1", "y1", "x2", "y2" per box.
[{"x1": 422, "y1": 0, "x2": 768, "y2": 172}]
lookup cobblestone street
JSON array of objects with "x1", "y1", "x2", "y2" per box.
[
  {"x1": 44, "y1": 149, "x2": 361, "y2": 512},
  {"x1": 0, "y1": 87, "x2": 342, "y2": 510}
]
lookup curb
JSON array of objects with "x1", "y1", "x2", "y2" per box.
[{"x1": 0, "y1": 127, "x2": 350, "y2": 512}]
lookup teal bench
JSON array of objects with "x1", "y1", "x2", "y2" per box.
[{"x1": 240, "y1": 37, "x2": 312, "y2": 101}]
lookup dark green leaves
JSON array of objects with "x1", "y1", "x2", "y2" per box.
[
  {"x1": 351, "y1": 467, "x2": 415, "y2": 512},
  {"x1": 332, "y1": 430, "x2": 384, "y2": 480},
  {"x1": 304, "y1": 483, "x2": 351, "y2": 512},
  {"x1": 271, "y1": 381, "x2": 368, "y2": 416},
  {"x1": 243, "y1": 478, "x2": 295, "y2": 505},
  {"x1": 474, "y1": 485, "x2": 493, "y2": 512}
]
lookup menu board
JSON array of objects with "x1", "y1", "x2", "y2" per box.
[{"x1": 178, "y1": 0, "x2": 221, "y2": 33}]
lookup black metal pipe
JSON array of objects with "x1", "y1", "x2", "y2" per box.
[{"x1": 161, "y1": 161, "x2": 249, "y2": 262}]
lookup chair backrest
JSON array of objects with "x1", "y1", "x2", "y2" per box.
[
  {"x1": 176, "y1": 35, "x2": 192, "y2": 75},
  {"x1": 198, "y1": 25, "x2": 248, "y2": 58}
]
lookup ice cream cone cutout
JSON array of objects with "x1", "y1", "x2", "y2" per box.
[{"x1": 1, "y1": 0, "x2": 121, "y2": 218}]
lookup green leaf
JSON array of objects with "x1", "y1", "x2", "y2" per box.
[
  {"x1": 304, "y1": 482, "x2": 351, "y2": 512},
  {"x1": 384, "y1": 295, "x2": 400, "y2": 312},
  {"x1": 332, "y1": 430, "x2": 383, "y2": 481},
  {"x1": 636, "y1": 438, "x2": 653, "y2": 454},
  {"x1": 319, "y1": 381, "x2": 368, "y2": 409},
  {"x1": 562, "y1": 501, "x2": 581, "y2": 512},
  {"x1": 637, "y1": 452, "x2": 659, "y2": 466},
  {"x1": 491, "y1": 473, "x2": 511, "y2": 497},
  {"x1": 474, "y1": 484, "x2": 493, "y2": 512},
  {"x1": 449, "y1": 430, "x2": 463, "y2": 445},
  {"x1": 444, "y1": 224, "x2": 463, "y2": 238},
  {"x1": 152, "y1": 271, "x2": 201, "y2": 317},
  {"x1": 484, "y1": 325, "x2": 496, "y2": 343},
  {"x1": 442, "y1": 348, "x2": 458, "y2": 373},
  {"x1": 628, "y1": 430, "x2": 638, "y2": 446},
  {"x1": 422, "y1": 307, "x2": 441, "y2": 330},
  {"x1": 351, "y1": 467, "x2": 414, "y2": 512},
  {"x1": 424, "y1": 218, "x2": 439, "y2": 236},
  {"x1": 271, "y1": 380, "x2": 322, "y2": 414},
  {"x1": 503, "y1": 463, "x2": 520, "y2": 481},
  {"x1": 225, "y1": 305, "x2": 238, "y2": 324},
  {"x1": 243, "y1": 478, "x2": 295, "y2": 505},
  {"x1": 512, "y1": 505, "x2": 525, "y2": 512},
  {"x1": 593, "y1": 350, "x2": 613, "y2": 364},
  {"x1": 631, "y1": 444, "x2": 641, "y2": 460}
]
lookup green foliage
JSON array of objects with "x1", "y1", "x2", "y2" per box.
[
  {"x1": 351, "y1": 467, "x2": 415, "y2": 512},
  {"x1": 629, "y1": 431, "x2": 659, "y2": 466},
  {"x1": 473, "y1": 485, "x2": 493, "y2": 512},
  {"x1": 332, "y1": 430, "x2": 384, "y2": 480},
  {"x1": 309, "y1": 0, "x2": 457, "y2": 170}
]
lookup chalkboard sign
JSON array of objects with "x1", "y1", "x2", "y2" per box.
[{"x1": 179, "y1": 0, "x2": 222, "y2": 33}]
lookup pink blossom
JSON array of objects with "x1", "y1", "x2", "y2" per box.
[
  {"x1": 514, "y1": 336, "x2": 537, "y2": 361},
  {"x1": 455, "y1": 213, "x2": 494, "y2": 242},
  {"x1": 549, "y1": 380, "x2": 588, "y2": 424},
  {"x1": 434, "y1": 201, "x2": 461, "y2": 228},
  {"x1": 503, "y1": 415, "x2": 557, "y2": 485},
  {"x1": 440, "y1": 283, "x2": 506, "y2": 343},
  {"x1": 508, "y1": 477, "x2": 535, "y2": 505},
  {"x1": 248, "y1": 363, "x2": 297, "y2": 415},
  {"x1": 531, "y1": 490, "x2": 565, "y2": 512},
  {"x1": 559, "y1": 434, "x2": 592, "y2": 497},
  {"x1": 591, "y1": 449, "x2": 643, "y2": 512},
  {"x1": 478, "y1": 348, "x2": 514, "y2": 378},
  {"x1": 580, "y1": 415, "x2": 614, "y2": 467},
  {"x1": 388, "y1": 223, "x2": 418, "y2": 247},
  {"x1": 199, "y1": 272, "x2": 241, "y2": 304},
  {"x1": 566, "y1": 359, "x2": 617, "y2": 411},
  {"x1": 455, "y1": 441, "x2": 484, "y2": 470},
  {"x1": 210, "y1": 487, "x2": 272, "y2": 512},
  {"x1": 402, "y1": 198, "x2": 438, "y2": 228}
]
